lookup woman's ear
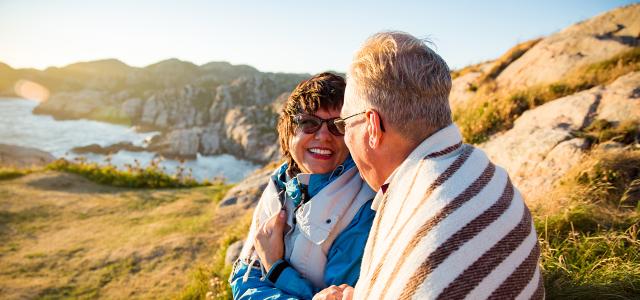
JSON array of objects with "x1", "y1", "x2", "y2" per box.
[{"x1": 366, "y1": 110, "x2": 383, "y2": 149}]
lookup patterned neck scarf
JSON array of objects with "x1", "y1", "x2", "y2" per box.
[{"x1": 274, "y1": 155, "x2": 356, "y2": 207}]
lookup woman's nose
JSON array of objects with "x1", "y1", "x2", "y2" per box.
[{"x1": 314, "y1": 122, "x2": 332, "y2": 140}]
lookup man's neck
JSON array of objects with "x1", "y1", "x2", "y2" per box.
[{"x1": 373, "y1": 133, "x2": 422, "y2": 190}]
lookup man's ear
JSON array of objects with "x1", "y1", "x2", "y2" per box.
[{"x1": 366, "y1": 110, "x2": 383, "y2": 149}]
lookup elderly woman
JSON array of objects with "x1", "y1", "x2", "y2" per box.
[{"x1": 229, "y1": 72, "x2": 375, "y2": 299}]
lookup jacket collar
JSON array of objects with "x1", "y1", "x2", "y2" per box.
[{"x1": 294, "y1": 167, "x2": 374, "y2": 245}]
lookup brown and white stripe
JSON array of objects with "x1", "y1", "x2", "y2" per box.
[{"x1": 353, "y1": 124, "x2": 543, "y2": 300}]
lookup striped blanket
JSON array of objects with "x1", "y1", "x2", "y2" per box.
[{"x1": 353, "y1": 124, "x2": 544, "y2": 300}]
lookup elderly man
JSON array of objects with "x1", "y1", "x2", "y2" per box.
[{"x1": 315, "y1": 31, "x2": 544, "y2": 300}]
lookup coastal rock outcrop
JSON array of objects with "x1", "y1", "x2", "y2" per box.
[
  {"x1": 0, "y1": 144, "x2": 55, "y2": 168},
  {"x1": 480, "y1": 71, "x2": 640, "y2": 201},
  {"x1": 2, "y1": 58, "x2": 308, "y2": 164},
  {"x1": 495, "y1": 4, "x2": 640, "y2": 91}
]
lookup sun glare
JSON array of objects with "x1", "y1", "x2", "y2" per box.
[{"x1": 14, "y1": 79, "x2": 50, "y2": 102}]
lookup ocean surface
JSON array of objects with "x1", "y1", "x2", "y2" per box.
[{"x1": 0, "y1": 98, "x2": 258, "y2": 183}]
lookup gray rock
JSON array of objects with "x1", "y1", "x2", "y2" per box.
[
  {"x1": 121, "y1": 98, "x2": 144, "y2": 119},
  {"x1": 219, "y1": 165, "x2": 274, "y2": 208},
  {"x1": 218, "y1": 197, "x2": 238, "y2": 207},
  {"x1": 225, "y1": 240, "x2": 244, "y2": 266},
  {"x1": 596, "y1": 72, "x2": 640, "y2": 122},
  {"x1": 450, "y1": 71, "x2": 482, "y2": 109},
  {"x1": 480, "y1": 87, "x2": 601, "y2": 200},
  {"x1": 480, "y1": 70, "x2": 640, "y2": 202},
  {"x1": 0, "y1": 144, "x2": 55, "y2": 168},
  {"x1": 149, "y1": 127, "x2": 203, "y2": 158},
  {"x1": 200, "y1": 124, "x2": 222, "y2": 155}
]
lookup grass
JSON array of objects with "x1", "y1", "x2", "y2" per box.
[
  {"x1": 0, "y1": 167, "x2": 36, "y2": 180},
  {"x1": 534, "y1": 149, "x2": 640, "y2": 299},
  {"x1": 46, "y1": 157, "x2": 213, "y2": 188},
  {"x1": 0, "y1": 166, "x2": 236, "y2": 299},
  {"x1": 455, "y1": 47, "x2": 640, "y2": 144},
  {"x1": 573, "y1": 119, "x2": 640, "y2": 148},
  {"x1": 179, "y1": 211, "x2": 253, "y2": 300}
]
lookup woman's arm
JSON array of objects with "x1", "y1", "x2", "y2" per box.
[
  {"x1": 268, "y1": 200, "x2": 376, "y2": 299},
  {"x1": 229, "y1": 260, "x2": 299, "y2": 300}
]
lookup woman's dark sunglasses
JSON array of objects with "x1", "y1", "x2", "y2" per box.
[{"x1": 293, "y1": 114, "x2": 345, "y2": 136}]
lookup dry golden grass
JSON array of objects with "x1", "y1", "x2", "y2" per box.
[
  {"x1": 454, "y1": 47, "x2": 640, "y2": 144},
  {"x1": 531, "y1": 148, "x2": 640, "y2": 298},
  {"x1": 0, "y1": 170, "x2": 243, "y2": 299}
]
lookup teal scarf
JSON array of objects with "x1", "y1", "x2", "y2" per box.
[{"x1": 274, "y1": 156, "x2": 356, "y2": 207}]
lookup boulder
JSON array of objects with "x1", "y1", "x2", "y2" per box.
[
  {"x1": 480, "y1": 70, "x2": 640, "y2": 202},
  {"x1": 596, "y1": 72, "x2": 640, "y2": 122},
  {"x1": 219, "y1": 165, "x2": 275, "y2": 208},
  {"x1": 200, "y1": 124, "x2": 223, "y2": 155},
  {"x1": 496, "y1": 4, "x2": 640, "y2": 91},
  {"x1": 0, "y1": 144, "x2": 55, "y2": 168},
  {"x1": 480, "y1": 87, "x2": 601, "y2": 200},
  {"x1": 225, "y1": 240, "x2": 244, "y2": 266},
  {"x1": 121, "y1": 98, "x2": 144, "y2": 120},
  {"x1": 149, "y1": 127, "x2": 203, "y2": 158}
]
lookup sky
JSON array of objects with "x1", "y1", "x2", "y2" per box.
[{"x1": 0, "y1": 0, "x2": 636, "y2": 74}]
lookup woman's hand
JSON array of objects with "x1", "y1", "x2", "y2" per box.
[
  {"x1": 313, "y1": 284, "x2": 353, "y2": 300},
  {"x1": 254, "y1": 210, "x2": 287, "y2": 272}
]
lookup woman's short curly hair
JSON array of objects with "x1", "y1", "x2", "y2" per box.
[{"x1": 277, "y1": 72, "x2": 346, "y2": 176}]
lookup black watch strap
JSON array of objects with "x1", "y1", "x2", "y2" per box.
[{"x1": 267, "y1": 260, "x2": 290, "y2": 283}]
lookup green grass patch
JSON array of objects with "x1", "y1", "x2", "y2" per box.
[
  {"x1": 0, "y1": 167, "x2": 36, "y2": 180},
  {"x1": 455, "y1": 48, "x2": 640, "y2": 144},
  {"x1": 46, "y1": 157, "x2": 212, "y2": 188},
  {"x1": 178, "y1": 211, "x2": 253, "y2": 300},
  {"x1": 535, "y1": 149, "x2": 640, "y2": 298},
  {"x1": 573, "y1": 119, "x2": 640, "y2": 148},
  {"x1": 538, "y1": 222, "x2": 639, "y2": 299},
  {"x1": 37, "y1": 255, "x2": 141, "y2": 299}
]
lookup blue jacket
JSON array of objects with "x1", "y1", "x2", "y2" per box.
[{"x1": 229, "y1": 199, "x2": 375, "y2": 299}]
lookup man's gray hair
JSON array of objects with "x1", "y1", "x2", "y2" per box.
[{"x1": 348, "y1": 31, "x2": 452, "y2": 141}]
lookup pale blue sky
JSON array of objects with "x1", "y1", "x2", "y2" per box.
[{"x1": 0, "y1": 0, "x2": 636, "y2": 73}]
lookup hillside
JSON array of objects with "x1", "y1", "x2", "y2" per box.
[
  {"x1": 0, "y1": 169, "x2": 246, "y2": 299},
  {"x1": 0, "y1": 58, "x2": 309, "y2": 164}
]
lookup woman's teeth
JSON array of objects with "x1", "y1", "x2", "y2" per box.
[{"x1": 308, "y1": 148, "x2": 333, "y2": 155}]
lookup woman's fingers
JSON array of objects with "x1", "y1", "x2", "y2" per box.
[
  {"x1": 313, "y1": 285, "x2": 343, "y2": 300},
  {"x1": 341, "y1": 286, "x2": 354, "y2": 300}
]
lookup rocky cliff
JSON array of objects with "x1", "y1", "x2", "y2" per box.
[
  {"x1": 0, "y1": 58, "x2": 308, "y2": 163},
  {"x1": 449, "y1": 4, "x2": 640, "y2": 203}
]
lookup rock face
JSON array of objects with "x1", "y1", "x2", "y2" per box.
[
  {"x1": 450, "y1": 61, "x2": 495, "y2": 109},
  {"x1": 495, "y1": 4, "x2": 640, "y2": 91},
  {"x1": 225, "y1": 240, "x2": 244, "y2": 266},
  {"x1": 480, "y1": 72, "x2": 640, "y2": 201},
  {"x1": 219, "y1": 165, "x2": 274, "y2": 208},
  {"x1": 2, "y1": 57, "x2": 309, "y2": 164},
  {"x1": 0, "y1": 144, "x2": 55, "y2": 168}
]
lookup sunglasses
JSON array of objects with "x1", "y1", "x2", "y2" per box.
[{"x1": 293, "y1": 114, "x2": 344, "y2": 136}]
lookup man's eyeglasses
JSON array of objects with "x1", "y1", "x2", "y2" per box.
[
  {"x1": 293, "y1": 114, "x2": 344, "y2": 136},
  {"x1": 333, "y1": 111, "x2": 385, "y2": 135}
]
